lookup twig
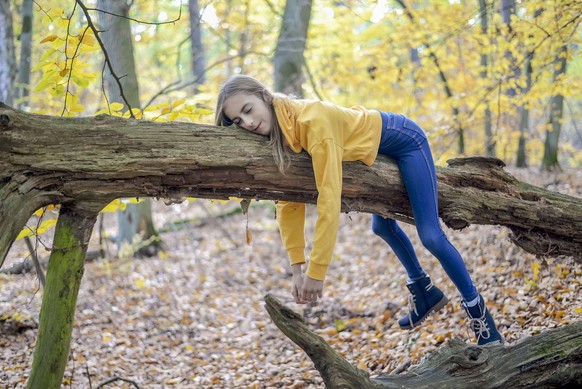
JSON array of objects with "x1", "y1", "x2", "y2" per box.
[
  {"x1": 83, "y1": 3, "x2": 182, "y2": 26},
  {"x1": 24, "y1": 236, "x2": 45, "y2": 287},
  {"x1": 95, "y1": 376, "x2": 142, "y2": 389}
]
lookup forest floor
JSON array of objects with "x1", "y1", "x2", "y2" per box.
[{"x1": 1, "y1": 167, "x2": 581, "y2": 389}]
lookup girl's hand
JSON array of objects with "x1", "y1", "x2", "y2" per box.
[
  {"x1": 300, "y1": 276, "x2": 324, "y2": 303},
  {"x1": 292, "y1": 271, "x2": 307, "y2": 304}
]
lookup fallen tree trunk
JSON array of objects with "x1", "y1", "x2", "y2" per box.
[
  {"x1": 1, "y1": 104, "x2": 581, "y2": 388},
  {"x1": 264, "y1": 294, "x2": 582, "y2": 389},
  {"x1": 1, "y1": 104, "x2": 581, "y2": 269}
]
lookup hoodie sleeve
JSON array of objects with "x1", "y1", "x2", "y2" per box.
[
  {"x1": 276, "y1": 201, "x2": 306, "y2": 265},
  {"x1": 306, "y1": 138, "x2": 343, "y2": 280}
]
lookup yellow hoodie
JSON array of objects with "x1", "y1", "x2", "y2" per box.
[{"x1": 273, "y1": 97, "x2": 383, "y2": 280}]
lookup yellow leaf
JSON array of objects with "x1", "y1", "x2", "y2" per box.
[
  {"x1": 101, "y1": 199, "x2": 125, "y2": 213},
  {"x1": 246, "y1": 228, "x2": 253, "y2": 245},
  {"x1": 59, "y1": 68, "x2": 69, "y2": 77},
  {"x1": 134, "y1": 277, "x2": 146, "y2": 289},
  {"x1": 161, "y1": 107, "x2": 171, "y2": 115},
  {"x1": 34, "y1": 74, "x2": 58, "y2": 92},
  {"x1": 171, "y1": 99, "x2": 186, "y2": 108},
  {"x1": 130, "y1": 108, "x2": 143, "y2": 119},
  {"x1": 56, "y1": 17, "x2": 70, "y2": 29},
  {"x1": 40, "y1": 35, "x2": 58, "y2": 44},
  {"x1": 48, "y1": 7, "x2": 64, "y2": 18},
  {"x1": 36, "y1": 219, "x2": 57, "y2": 235},
  {"x1": 168, "y1": 111, "x2": 179, "y2": 121},
  {"x1": 17, "y1": 219, "x2": 57, "y2": 240},
  {"x1": 69, "y1": 103, "x2": 85, "y2": 113},
  {"x1": 196, "y1": 108, "x2": 213, "y2": 116},
  {"x1": 16, "y1": 227, "x2": 35, "y2": 241},
  {"x1": 80, "y1": 34, "x2": 95, "y2": 47},
  {"x1": 531, "y1": 261, "x2": 540, "y2": 281},
  {"x1": 109, "y1": 102, "x2": 124, "y2": 111},
  {"x1": 357, "y1": 361, "x2": 368, "y2": 370},
  {"x1": 575, "y1": 307, "x2": 582, "y2": 314}
]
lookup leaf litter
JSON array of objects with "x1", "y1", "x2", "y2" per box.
[{"x1": 0, "y1": 168, "x2": 581, "y2": 388}]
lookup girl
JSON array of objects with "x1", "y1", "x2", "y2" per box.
[{"x1": 215, "y1": 75, "x2": 503, "y2": 346}]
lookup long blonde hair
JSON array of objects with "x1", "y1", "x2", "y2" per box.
[{"x1": 215, "y1": 75, "x2": 290, "y2": 174}]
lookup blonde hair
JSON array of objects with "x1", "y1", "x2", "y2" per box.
[{"x1": 215, "y1": 75, "x2": 290, "y2": 174}]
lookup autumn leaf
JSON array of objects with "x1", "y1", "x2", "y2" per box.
[{"x1": 39, "y1": 35, "x2": 58, "y2": 44}]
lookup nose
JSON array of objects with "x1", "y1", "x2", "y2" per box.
[{"x1": 241, "y1": 115, "x2": 254, "y2": 130}]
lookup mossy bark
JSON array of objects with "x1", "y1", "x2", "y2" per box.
[{"x1": 26, "y1": 206, "x2": 98, "y2": 389}]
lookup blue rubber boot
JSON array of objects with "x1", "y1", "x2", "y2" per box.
[
  {"x1": 398, "y1": 275, "x2": 449, "y2": 330},
  {"x1": 462, "y1": 294, "x2": 504, "y2": 346}
]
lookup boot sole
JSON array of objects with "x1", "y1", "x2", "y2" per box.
[{"x1": 399, "y1": 296, "x2": 449, "y2": 330}]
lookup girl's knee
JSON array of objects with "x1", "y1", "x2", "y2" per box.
[{"x1": 418, "y1": 228, "x2": 447, "y2": 252}]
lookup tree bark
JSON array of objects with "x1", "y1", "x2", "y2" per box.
[
  {"x1": 478, "y1": 0, "x2": 495, "y2": 157},
  {"x1": 16, "y1": 0, "x2": 34, "y2": 110},
  {"x1": 26, "y1": 205, "x2": 98, "y2": 389},
  {"x1": 1, "y1": 104, "x2": 581, "y2": 270},
  {"x1": 0, "y1": 0, "x2": 17, "y2": 106},
  {"x1": 188, "y1": 0, "x2": 206, "y2": 90},
  {"x1": 264, "y1": 294, "x2": 582, "y2": 389},
  {"x1": 274, "y1": 0, "x2": 313, "y2": 96},
  {"x1": 542, "y1": 44, "x2": 567, "y2": 171}
]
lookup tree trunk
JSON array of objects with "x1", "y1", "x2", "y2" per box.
[
  {"x1": 1, "y1": 105, "x2": 581, "y2": 269},
  {"x1": 97, "y1": 1, "x2": 159, "y2": 252},
  {"x1": 16, "y1": 0, "x2": 34, "y2": 110},
  {"x1": 515, "y1": 8, "x2": 543, "y2": 168},
  {"x1": 97, "y1": 0, "x2": 141, "y2": 109},
  {"x1": 0, "y1": 0, "x2": 16, "y2": 106},
  {"x1": 516, "y1": 55, "x2": 532, "y2": 167},
  {"x1": 189, "y1": 0, "x2": 206, "y2": 90},
  {"x1": 26, "y1": 205, "x2": 99, "y2": 389},
  {"x1": 542, "y1": 44, "x2": 567, "y2": 171},
  {"x1": 478, "y1": 0, "x2": 495, "y2": 157},
  {"x1": 264, "y1": 294, "x2": 582, "y2": 389},
  {"x1": 274, "y1": 0, "x2": 313, "y2": 96}
]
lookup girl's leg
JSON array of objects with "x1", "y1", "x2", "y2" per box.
[
  {"x1": 397, "y1": 139, "x2": 478, "y2": 302},
  {"x1": 371, "y1": 215, "x2": 425, "y2": 281}
]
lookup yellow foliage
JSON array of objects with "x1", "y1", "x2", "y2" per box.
[{"x1": 16, "y1": 219, "x2": 57, "y2": 240}]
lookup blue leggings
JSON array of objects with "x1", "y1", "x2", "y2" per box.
[{"x1": 371, "y1": 112, "x2": 478, "y2": 301}]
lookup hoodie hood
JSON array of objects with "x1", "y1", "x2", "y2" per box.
[{"x1": 273, "y1": 97, "x2": 303, "y2": 153}]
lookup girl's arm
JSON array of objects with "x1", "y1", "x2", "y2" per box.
[
  {"x1": 306, "y1": 138, "x2": 343, "y2": 280},
  {"x1": 277, "y1": 201, "x2": 306, "y2": 266}
]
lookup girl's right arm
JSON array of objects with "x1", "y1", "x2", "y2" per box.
[{"x1": 276, "y1": 201, "x2": 306, "y2": 266}]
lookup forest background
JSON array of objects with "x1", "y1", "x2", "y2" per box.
[{"x1": 0, "y1": 0, "x2": 581, "y2": 388}]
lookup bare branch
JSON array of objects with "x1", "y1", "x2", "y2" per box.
[{"x1": 83, "y1": 3, "x2": 182, "y2": 26}]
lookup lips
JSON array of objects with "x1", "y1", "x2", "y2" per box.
[{"x1": 254, "y1": 122, "x2": 262, "y2": 132}]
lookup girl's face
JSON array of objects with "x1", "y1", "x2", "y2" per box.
[{"x1": 223, "y1": 93, "x2": 273, "y2": 136}]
